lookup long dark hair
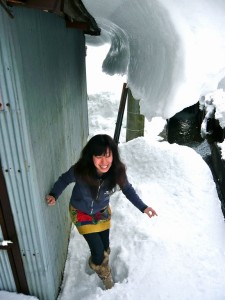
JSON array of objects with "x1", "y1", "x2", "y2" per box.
[{"x1": 74, "y1": 134, "x2": 126, "y2": 189}]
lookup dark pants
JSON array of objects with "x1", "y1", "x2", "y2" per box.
[{"x1": 83, "y1": 229, "x2": 110, "y2": 265}]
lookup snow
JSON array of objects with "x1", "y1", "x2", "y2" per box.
[
  {"x1": 0, "y1": 292, "x2": 37, "y2": 300},
  {"x1": 83, "y1": 0, "x2": 225, "y2": 120},
  {"x1": 56, "y1": 63, "x2": 225, "y2": 300},
  {"x1": 200, "y1": 89, "x2": 225, "y2": 159},
  {"x1": 57, "y1": 84, "x2": 225, "y2": 299},
  {"x1": 86, "y1": 45, "x2": 166, "y2": 143},
  {"x1": 3, "y1": 46, "x2": 225, "y2": 300}
]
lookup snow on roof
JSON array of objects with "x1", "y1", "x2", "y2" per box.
[{"x1": 83, "y1": 0, "x2": 225, "y2": 120}]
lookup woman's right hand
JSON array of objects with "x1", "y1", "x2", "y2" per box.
[{"x1": 46, "y1": 195, "x2": 56, "y2": 206}]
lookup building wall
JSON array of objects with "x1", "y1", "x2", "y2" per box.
[{"x1": 0, "y1": 6, "x2": 88, "y2": 299}]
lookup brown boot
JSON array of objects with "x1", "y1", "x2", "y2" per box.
[{"x1": 89, "y1": 251, "x2": 114, "y2": 289}]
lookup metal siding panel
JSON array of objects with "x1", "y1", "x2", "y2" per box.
[
  {"x1": 0, "y1": 6, "x2": 88, "y2": 300},
  {"x1": 0, "y1": 250, "x2": 17, "y2": 291},
  {"x1": 0, "y1": 20, "x2": 50, "y2": 297},
  {"x1": 0, "y1": 228, "x2": 17, "y2": 291}
]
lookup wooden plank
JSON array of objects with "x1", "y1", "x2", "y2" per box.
[{"x1": 114, "y1": 83, "x2": 128, "y2": 144}]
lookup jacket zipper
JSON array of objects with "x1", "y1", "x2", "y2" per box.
[{"x1": 90, "y1": 179, "x2": 104, "y2": 214}]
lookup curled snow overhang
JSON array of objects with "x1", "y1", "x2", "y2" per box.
[
  {"x1": 0, "y1": 0, "x2": 100, "y2": 35},
  {"x1": 83, "y1": 0, "x2": 225, "y2": 120}
]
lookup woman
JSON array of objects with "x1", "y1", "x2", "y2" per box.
[{"x1": 46, "y1": 134, "x2": 157, "y2": 289}]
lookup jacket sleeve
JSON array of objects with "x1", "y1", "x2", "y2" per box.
[
  {"x1": 49, "y1": 166, "x2": 76, "y2": 200},
  {"x1": 120, "y1": 177, "x2": 148, "y2": 213}
]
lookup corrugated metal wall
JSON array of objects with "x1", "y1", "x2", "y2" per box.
[
  {"x1": 0, "y1": 228, "x2": 17, "y2": 291},
  {"x1": 0, "y1": 6, "x2": 88, "y2": 299}
]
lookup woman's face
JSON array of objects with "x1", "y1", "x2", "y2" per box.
[{"x1": 93, "y1": 148, "x2": 113, "y2": 175}]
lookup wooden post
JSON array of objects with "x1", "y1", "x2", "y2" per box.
[
  {"x1": 114, "y1": 83, "x2": 128, "y2": 144},
  {"x1": 126, "y1": 89, "x2": 145, "y2": 141}
]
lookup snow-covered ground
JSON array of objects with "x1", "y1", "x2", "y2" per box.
[
  {"x1": 57, "y1": 47, "x2": 225, "y2": 300},
  {"x1": 57, "y1": 137, "x2": 225, "y2": 300},
  {"x1": 2, "y1": 44, "x2": 225, "y2": 299}
]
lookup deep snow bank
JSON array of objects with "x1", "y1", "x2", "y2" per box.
[
  {"x1": 84, "y1": 0, "x2": 225, "y2": 120},
  {"x1": 58, "y1": 137, "x2": 225, "y2": 300}
]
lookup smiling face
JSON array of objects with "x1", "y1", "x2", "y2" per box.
[{"x1": 93, "y1": 147, "x2": 113, "y2": 175}]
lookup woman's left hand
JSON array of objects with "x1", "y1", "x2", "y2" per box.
[{"x1": 144, "y1": 207, "x2": 158, "y2": 218}]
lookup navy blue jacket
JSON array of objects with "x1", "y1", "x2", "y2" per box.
[{"x1": 50, "y1": 166, "x2": 148, "y2": 215}]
